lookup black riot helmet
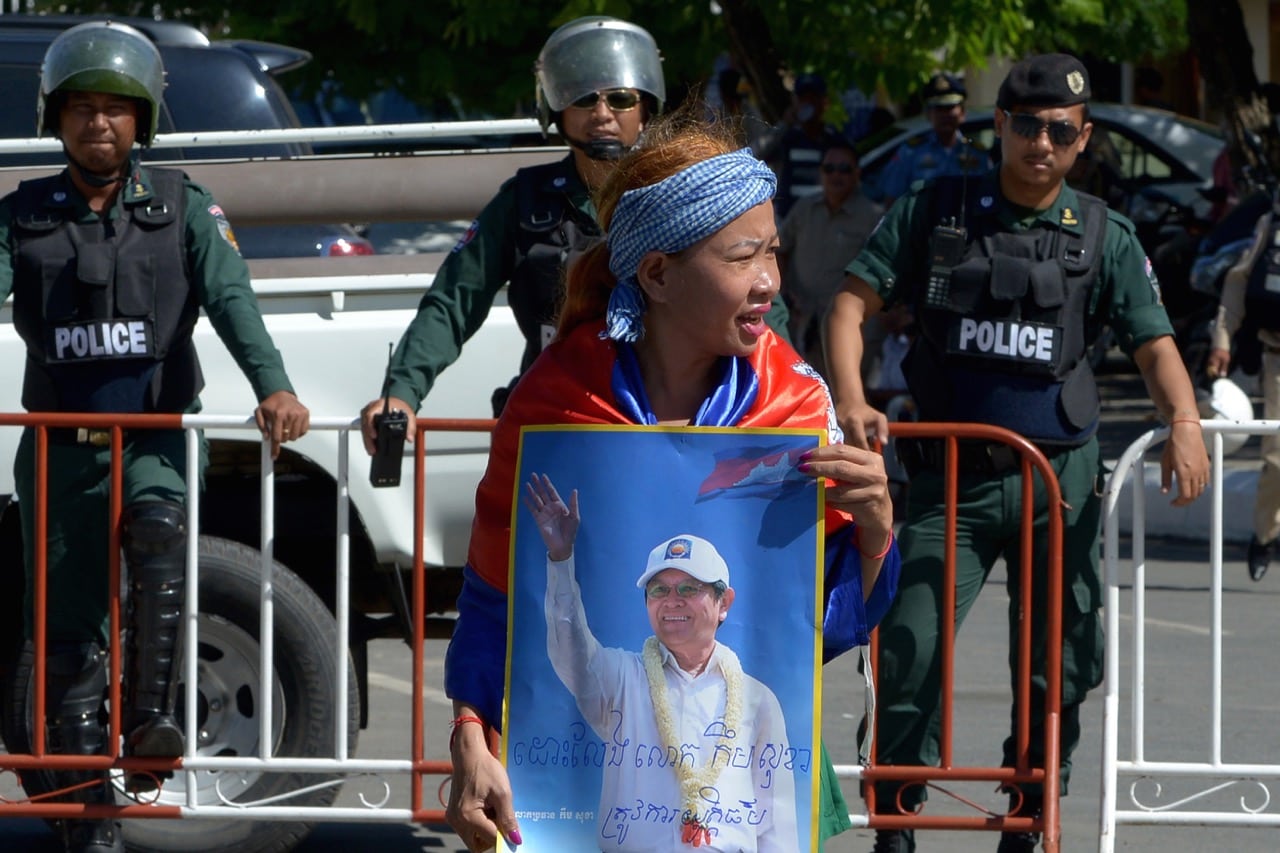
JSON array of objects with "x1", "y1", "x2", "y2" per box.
[
  {"x1": 38, "y1": 20, "x2": 166, "y2": 147},
  {"x1": 535, "y1": 16, "x2": 664, "y2": 160}
]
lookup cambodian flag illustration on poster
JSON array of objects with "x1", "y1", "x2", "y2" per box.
[{"x1": 697, "y1": 443, "x2": 812, "y2": 502}]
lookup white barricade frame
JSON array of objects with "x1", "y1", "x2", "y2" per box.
[
  {"x1": 1099, "y1": 417, "x2": 1280, "y2": 852},
  {"x1": 0, "y1": 413, "x2": 453, "y2": 827}
]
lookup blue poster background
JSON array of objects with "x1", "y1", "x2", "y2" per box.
[{"x1": 502, "y1": 426, "x2": 824, "y2": 851}]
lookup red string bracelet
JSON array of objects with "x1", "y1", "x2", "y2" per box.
[
  {"x1": 449, "y1": 714, "x2": 486, "y2": 751},
  {"x1": 853, "y1": 526, "x2": 894, "y2": 561},
  {"x1": 1170, "y1": 418, "x2": 1202, "y2": 427}
]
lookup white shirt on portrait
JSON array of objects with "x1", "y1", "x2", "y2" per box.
[{"x1": 544, "y1": 554, "x2": 803, "y2": 852}]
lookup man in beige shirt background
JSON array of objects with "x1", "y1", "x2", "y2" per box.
[
  {"x1": 777, "y1": 140, "x2": 883, "y2": 375},
  {"x1": 1207, "y1": 210, "x2": 1280, "y2": 580}
]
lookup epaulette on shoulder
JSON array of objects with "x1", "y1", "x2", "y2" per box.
[{"x1": 1103, "y1": 206, "x2": 1139, "y2": 236}]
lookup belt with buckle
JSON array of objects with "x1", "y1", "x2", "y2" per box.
[{"x1": 46, "y1": 428, "x2": 123, "y2": 447}]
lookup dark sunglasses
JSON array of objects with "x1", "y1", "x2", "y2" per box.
[
  {"x1": 568, "y1": 89, "x2": 642, "y2": 112},
  {"x1": 1002, "y1": 109, "x2": 1082, "y2": 147},
  {"x1": 822, "y1": 163, "x2": 855, "y2": 174}
]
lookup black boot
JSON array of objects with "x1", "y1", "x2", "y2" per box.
[
  {"x1": 1247, "y1": 535, "x2": 1276, "y2": 581},
  {"x1": 996, "y1": 788, "x2": 1042, "y2": 853},
  {"x1": 121, "y1": 501, "x2": 188, "y2": 792},
  {"x1": 872, "y1": 828, "x2": 916, "y2": 852},
  {"x1": 46, "y1": 645, "x2": 124, "y2": 853}
]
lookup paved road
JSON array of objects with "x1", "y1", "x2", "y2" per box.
[{"x1": 6, "y1": 536, "x2": 1278, "y2": 852}]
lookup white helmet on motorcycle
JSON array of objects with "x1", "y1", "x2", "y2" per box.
[{"x1": 1196, "y1": 377, "x2": 1254, "y2": 456}]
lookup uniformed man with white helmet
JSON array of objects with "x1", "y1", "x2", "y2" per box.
[
  {"x1": 826, "y1": 53, "x2": 1210, "y2": 853},
  {"x1": 359, "y1": 16, "x2": 790, "y2": 449},
  {"x1": 0, "y1": 20, "x2": 308, "y2": 852}
]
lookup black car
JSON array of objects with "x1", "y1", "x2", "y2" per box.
[{"x1": 0, "y1": 14, "x2": 374, "y2": 258}]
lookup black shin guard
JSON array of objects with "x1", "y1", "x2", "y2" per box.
[
  {"x1": 46, "y1": 645, "x2": 123, "y2": 853},
  {"x1": 121, "y1": 500, "x2": 187, "y2": 784}
]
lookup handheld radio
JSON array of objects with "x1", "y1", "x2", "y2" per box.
[{"x1": 369, "y1": 343, "x2": 408, "y2": 488}]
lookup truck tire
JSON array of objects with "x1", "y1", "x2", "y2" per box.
[{"x1": 2, "y1": 534, "x2": 360, "y2": 853}]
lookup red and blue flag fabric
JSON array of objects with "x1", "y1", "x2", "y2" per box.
[
  {"x1": 698, "y1": 444, "x2": 812, "y2": 501},
  {"x1": 467, "y1": 320, "x2": 842, "y2": 593}
]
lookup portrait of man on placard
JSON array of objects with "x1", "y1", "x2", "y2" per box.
[{"x1": 501, "y1": 426, "x2": 825, "y2": 852}]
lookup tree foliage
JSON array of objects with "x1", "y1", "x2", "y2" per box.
[
  {"x1": 29, "y1": 0, "x2": 1186, "y2": 120},
  {"x1": 1187, "y1": 0, "x2": 1280, "y2": 193}
]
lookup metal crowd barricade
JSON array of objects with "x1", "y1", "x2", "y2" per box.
[
  {"x1": 0, "y1": 410, "x2": 494, "y2": 830},
  {"x1": 833, "y1": 421, "x2": 1066, "y2": 852},
  {"x1": 1099, "y1": 417, "x2": 1280, "y2": 852},
  {"x1": 0, "y1": 411, "x2": 1066, "y2": 846}
]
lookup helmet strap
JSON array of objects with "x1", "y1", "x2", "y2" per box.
[
  {"x1": 566, "y1": 135, "x2": 627, "y2": 162},
  {"x1": 64, "y1": 147, "x2": 134, "y2": 188}
]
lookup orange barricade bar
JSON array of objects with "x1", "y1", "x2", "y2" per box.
[
  {"x1": 0, "y1": 411, "x2": 494, "y2": 831},
  {"x1": 857, "y1": 421, "x2": 1065, "y2": 853}
]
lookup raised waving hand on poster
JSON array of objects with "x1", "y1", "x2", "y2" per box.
[{"x1": 523, "y1": 473, "x2": 579, "y2": 562}]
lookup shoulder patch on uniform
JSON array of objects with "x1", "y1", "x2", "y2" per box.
[
  {"x1": 451, "y1": 220, "x2": 480, "y2": 254},
  {"x1": 906, "y1": 135, "x2": 926, "y2": 148},
  {"x1": 208, "y1": 204, "x2": 241, "y2": 254},
  {"x1": 1143, "y1": 254, "x2": 1162, "y2": 303}
]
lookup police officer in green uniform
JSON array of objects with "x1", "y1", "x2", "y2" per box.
[
  {"x1": 359, "y1": 16, "x2": 789, "y2": 448},
  {"x1": 877, "y1": 72, "x2": 989, "y2": 206},
  {"x1": 0, "y1": 21, "x2": 308, "y2": 853},
  {"x1": 824, "y1": 54, "x2": 1210, "y2": 853}
]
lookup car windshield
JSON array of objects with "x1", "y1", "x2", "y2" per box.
[{"x1": 1094, "y1": 107, "x2": 1221, "y2": 181}]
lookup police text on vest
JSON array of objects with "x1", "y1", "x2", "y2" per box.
[
  {"x1": 951, "y1": 318, "x2": 1059, "y2": 364},
  {"x1": 52, "y1": 321, "x2": 151, "y2": 361}
]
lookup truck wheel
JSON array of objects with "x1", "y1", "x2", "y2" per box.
[{"x1": 2, "y1": 534, "x2": 360, "y2": 853}]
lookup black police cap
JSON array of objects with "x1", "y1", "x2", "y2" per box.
[
  {"x1": 923, "y1": 72, "x2": 966, "y2": 107},
  {"x1": 997, "y1": 53, "x2": 1091, "y2": 110}
]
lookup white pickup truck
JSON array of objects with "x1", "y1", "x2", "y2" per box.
[{"x1": 0, "y1": 143, "x2": 561, "y2": 852}]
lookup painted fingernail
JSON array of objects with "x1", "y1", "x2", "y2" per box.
[
  {"x1": 798, "y1": 462, "x2": 812, "y2": 472},
  {"x1": 799, "y1": 450, "x2": 813, "y2": 461},
  {"x1": 509, "y1": 829, "x2": 523, "y2": 845}
]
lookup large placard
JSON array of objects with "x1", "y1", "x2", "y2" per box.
[{"x1": 502, "y1": 426, "x2": 825, "y2": 852}]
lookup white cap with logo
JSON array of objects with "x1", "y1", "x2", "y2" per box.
[{"x1": 635, "y1": 534, "x2": 731, "y2": 589}]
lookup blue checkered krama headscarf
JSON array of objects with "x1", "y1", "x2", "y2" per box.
[{"x1": 602, "y1": 149, "x2": 777, "y2": 343}]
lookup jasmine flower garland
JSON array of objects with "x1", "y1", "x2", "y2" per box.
[{"x1": 642, "y1": 636, "x2": 746, "y2": 846}]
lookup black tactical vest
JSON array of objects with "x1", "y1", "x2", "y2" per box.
[
  {"x1": 905, "y1": 176, "x2": 1108, "y2": 445},
  {"x1": 1245, "y1": 209, "x2": 1280, "y2": 331},
  {"x1": 11, "y1": 168, "x2": 203, "y2": 413},
  {"x1": 509, "y1": 159, "x2": 601, "y2": 374}
]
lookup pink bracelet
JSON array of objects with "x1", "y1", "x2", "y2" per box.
[{"x1": 853, "y1": 527, "x2": 894, "y2": 561}]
